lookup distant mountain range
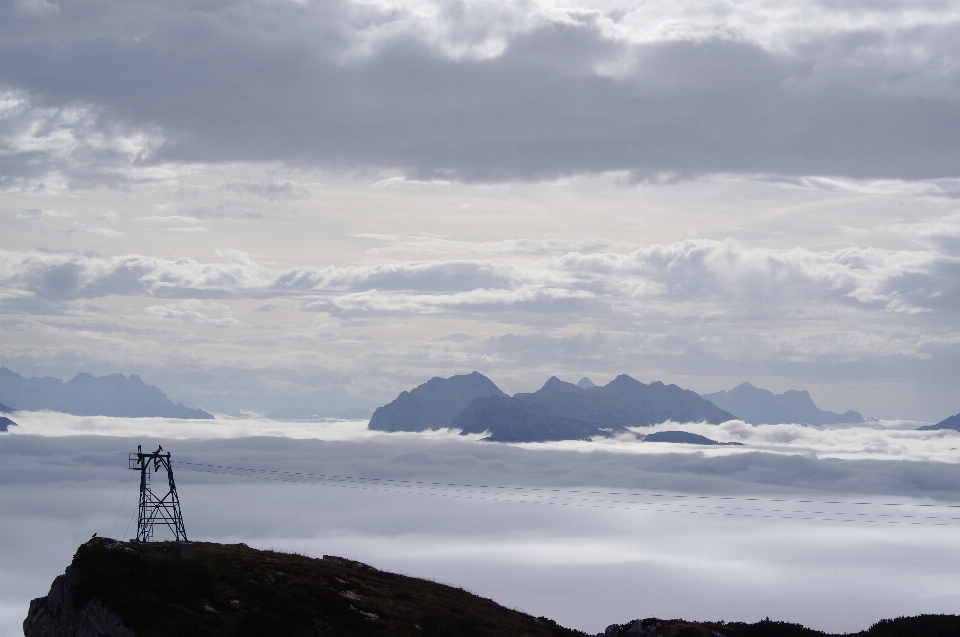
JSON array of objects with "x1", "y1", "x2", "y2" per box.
[
  {"x1": 701, "y1": 382, "x2": 864, "y2": 426},
  {"x1": 369, "y1": 372, "x2": 506, "y2": 432},
  {"x1": 0, "y1": 367, "x2": 213, "y2": 419},
  {"x1": 370, "y1": 373, "x2": 736, "y2": 442},
  {"x1": 918, "y1": 412, "x2": 960, "y2": 431}
]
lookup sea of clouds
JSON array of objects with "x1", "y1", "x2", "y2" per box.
[{"x1": 2, "y1": 414, "x2": 959, "y2": 636}]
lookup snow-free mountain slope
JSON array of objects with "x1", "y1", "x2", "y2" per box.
[
  {"x1": 702, "y1": 382, "x2": 864, "y2": 425},
  {"x1": 918, "y1": 412, "x2": 960, "y2": 431},
  {"x1": 375, "y1": 373, "x2": 736, "y2": 441},
  {"x1": 0, "y1": 368, "x2": 213, "y2": 419},
  {"x1": 368, "y1": 371, "x2": 506, "y2": 432}
]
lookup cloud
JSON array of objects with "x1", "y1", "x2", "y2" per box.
[
  {"x1": 2, "y1": 227, "x2": 957, "y2": 318},
  {"x1": 0, "y1": 88, "x2": 169, "y2": 192},
  {"x1": 223, "y1": 179, "x2": 308, "y2": 200},
  {"x1": 10, "y1": 206, "x2": 120, "y2": 237},
  {"x1": 884, "y1": 212, "x2": 960, "y2": 254},
  {"x1": 144, "y1": 300, "x2": 240, "y2": 327},
  {"x1": 2, "y1": 0, "x2": 958, "y2": 182},
  {"x1": 14, "y1": 206, "x2": 73, "y2": 221},
  {"x1": 3, "y1": 432, "x2": 960, "y2": 637}
]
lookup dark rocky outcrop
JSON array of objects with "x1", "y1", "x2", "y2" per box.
[
  {"x1": 0, "y1": 415, "x2": 16, "y2": 431},
  {"x1": 918, "y1": 412, "x2": 960, "y2": 431},
  {"x1": 0, "y1": 367, "x2": 213, "y2": 419},
  {"x1": 369, "y1": 371, "x2": 506, "y2": 431},
  {"x1": 702, "y1": 382, "x2": 864, "y2": 426},
  {"x1": 24, "y1": 561, "x2": 134, "y2": 637}
]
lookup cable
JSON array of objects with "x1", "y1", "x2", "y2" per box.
[
  {"x1": 176, "y1": 462, "x2": 960, "y2": 527},
  {"x1": 109, "y1": 471, "x2": 136, "y2": 538},
  {"x1": 178, "y1": 461, "x2": 960, "y2": 510},
  {"x1": 121, "y1": 504, "x2": 138, "y2": 541}
]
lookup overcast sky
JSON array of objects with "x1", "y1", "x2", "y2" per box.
[{"x1": 2, "y1": 0, "x2": 959, "y2": 420}]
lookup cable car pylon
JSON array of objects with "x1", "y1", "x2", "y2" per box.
[{"x1": 128, "y1": 445, "x2": 193, "y2": 558}]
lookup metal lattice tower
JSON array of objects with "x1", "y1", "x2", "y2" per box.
[{"x1": 128, "y1": 445, "x2": 188, "y2": 542}]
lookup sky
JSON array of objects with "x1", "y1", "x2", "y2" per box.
[
  {"x1": 2, "y1": 420, "x2": 959, "y2": 635},
  {"x1": 2, "y1": 0, "x2": 959, "y2": 421}
]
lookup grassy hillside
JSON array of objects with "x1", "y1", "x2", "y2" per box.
[
  {"x1": 40, "y1": 538, "x2": 960, "y2": 637},
  {"x1": 66, "y1": 538, "x2": 588, "y2": 637}
]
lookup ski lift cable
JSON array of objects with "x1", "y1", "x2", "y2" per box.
[
  {"x1": 176, "y1": 463, "x2": 960, "y2": 526},
  {"x1": 178, "y1": 461, "x2": 960, "y2": 510}
]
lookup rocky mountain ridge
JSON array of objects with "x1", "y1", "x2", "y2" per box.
[
  {"x1": 370, "y1": 373, "x2": 735, "y2": 442},
  {"x1": 701, "y1": 382, "x2": 865, "y2": 426},
  {"x1": 0, "y1": 367, "x2": 213, "y2": 419}
]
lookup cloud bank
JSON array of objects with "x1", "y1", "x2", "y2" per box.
[
  {"x1": 2, "y1": 432, "x2": 959, "y2": 637},
  {"x1": 3, "y1": 222, "x2": 958, "y2": 317},
  {"x1": 2, "y1": 0, "x2": 959, "y2": 183}
]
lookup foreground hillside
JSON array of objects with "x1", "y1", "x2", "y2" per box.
[{"x1": 25, "y1": 539, "x2": 959, "y2": 637}]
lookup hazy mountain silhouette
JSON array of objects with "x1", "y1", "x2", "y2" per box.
[
  {"x1": 918, "y1": 412, "x2": 960, "y2": 431},
  {"x1": 0, "y1": 367, "x2": 213, "y2": 419},
  {"x1": 702, "y1": 382, "x2": 864, "y2": 425},
  {"x1": 368, "y1": 372, "x2": 507, "y2": 431},
  {"x1": 373, "y1": 373, "x2": 736, "y2": 442},
  {"x1": 0, "y1": 402, "x2": 14, "y2": 413},
  {"x1": 576, "y1": 377, "x2": 595, "y2": 389},
  {"x1": 642, "y1": 431, "x2": 743, "y2": 445}
]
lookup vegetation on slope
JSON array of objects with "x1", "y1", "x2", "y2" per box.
[
  {"x1": 51, "y1": 538, "x2": 960, "y2": 637},
  {"x1": 67, "y1": 538, "x2": 587, "y2": 637}
]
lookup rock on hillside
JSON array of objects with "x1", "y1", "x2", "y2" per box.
[
  {"x1": 369, "y1": 371, "x2": 506, "y2": 431},
  {"x1": 0, "y1": 367, "x2": 213, "y2": 419},
  {"x1": 702, "y1": 382, "x2": 864, "y2": 426}
]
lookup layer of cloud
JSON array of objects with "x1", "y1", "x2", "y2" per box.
[
  {"x1": 2, "y1": 433, "x2": 959, "y2": 637},
  {"x1": 0, "y1": 88, "x2": 169, "y2": 192},
  {"x1": 2, "y1": 0, "x2": 959, "y2": 183},
  {"x1": 3, "y1": 221, "x2": 957, "y2": 319},
  {"x1": 7, "y1": 410, "x2": 960, "y2": 465}
]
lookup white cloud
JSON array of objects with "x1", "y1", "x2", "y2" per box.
[
  {"x1": 0, "y1": 89, "x2": 168, "y2": 191},
  {"x1": 2, "y1": 432, "x2": 959, "y2": 637},
  {"x1": 13, "y1": 206, "x2": 73, "y2": 221},
  {"x1": 144, "y1": 300, "x2": 240, "y2": 326},
  {"x1": 1, "y1": 228, "x2": 956, "y2": 317}
]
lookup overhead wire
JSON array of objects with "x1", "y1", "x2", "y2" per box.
[{"x1": 177, "y1": 461, "x2": 960, "y2": 527}]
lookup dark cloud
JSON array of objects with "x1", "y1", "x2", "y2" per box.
[{"x1": 2, "y1": 0, "x2": 958, "y2": 182}]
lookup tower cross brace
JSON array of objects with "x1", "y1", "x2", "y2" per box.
[{"x1": 128, "y1": 446, "x2": 188, "y2": 543}]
